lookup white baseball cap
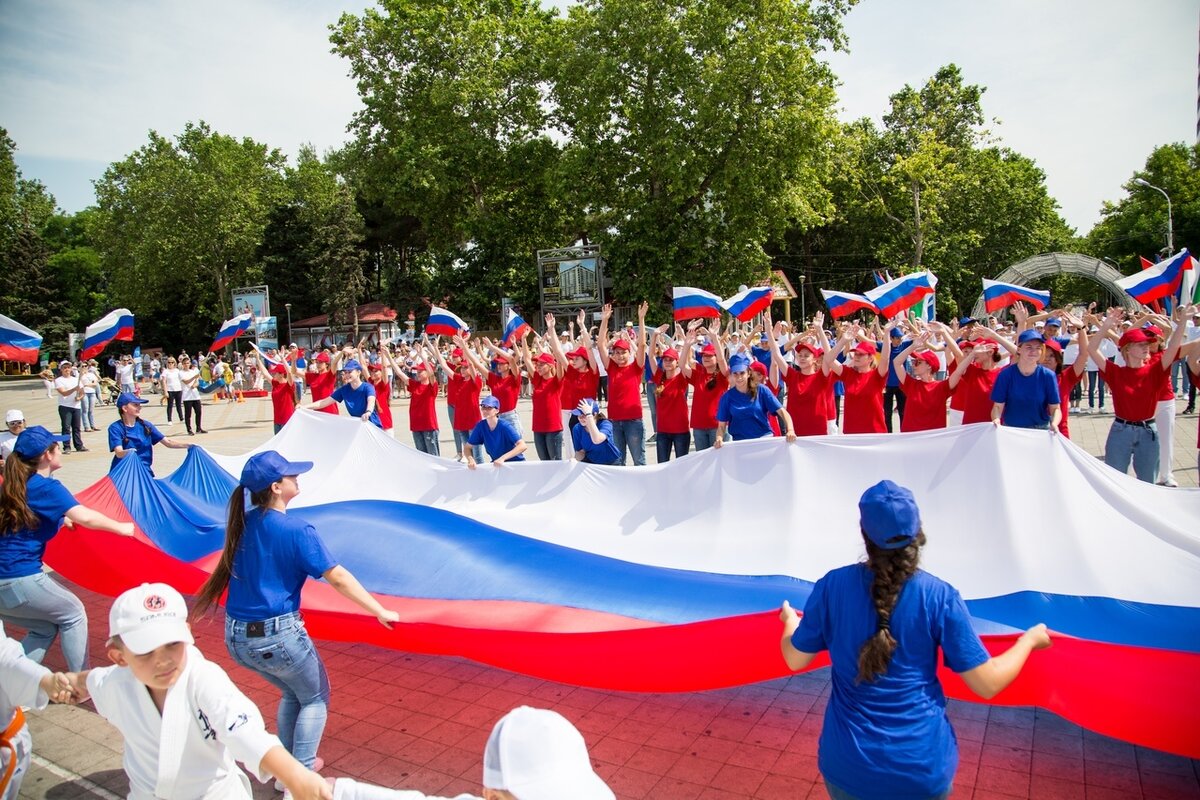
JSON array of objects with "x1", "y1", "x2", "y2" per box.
[
  {"x1": 483, "y1": 706, "x2": 614, "y2": 800},
  {"x1": 5, "y1": 409, "x2": 23, "y2": 424},
  {"x1": 108, "y1": 583, "x2": 194, "y2": 654}
]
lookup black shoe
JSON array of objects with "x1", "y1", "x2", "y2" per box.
[
  {"x1": 1185, "y1": 407, "x2": 1195, "y2": 414},
  {"x1": 76, "y1": 447, "x2": 89, "y2": 452},
  {"x1": 187, "y1": 430, "x2": 195, "y2": 436},
  {"x1": 197, "y1": 429, "x2": 207, "y2": 434}
]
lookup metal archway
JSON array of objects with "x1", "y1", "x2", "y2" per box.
[{"x1": 969, "y1": 252, "x2": 1139, "y2": 319}]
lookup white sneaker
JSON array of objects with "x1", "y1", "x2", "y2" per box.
[
  {"x1": 275, "y1": 757, "x2": 324, "y2": 791},
  {"x1": 1157, "y1": 478, "x2": 1179, "y2": 488}
]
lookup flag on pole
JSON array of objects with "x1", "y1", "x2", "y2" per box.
[
  {"x1": 864, "y1": 271, "x2": 937, "y2": 319},
  {"x1": 425, "y1": 306, "x2": 470, "y2": 337},
  {"x1": 209, "y1": 313, "x2": 254, "y2": 352},
  {"x1": 721, "y1": 287, "x2": 774, "y2": 322},
  {"x1": 1178, "y1": 255, "x2": 1199, "y2": 306},
  {"x1": 819, "y1": 290, "x2": 878, "y2": 319},
  {"x1": 502, "y1": 308, "x2": 532, "y2": 347},
  {"x1": 672, "y1": 287, "x2": 724, "y2": 321},
  {"x1": 80, "y1": 309, "x2": 135, "y2": 360},
  {"x1": 982, "y1": 280, "x2": 1051, "y2": 314},
  {"x1": 1116, "y1": 249, "x2": 1191, "y2": 305},
  {"x1": 0, "y1": 313, "x2": 42, "y2": 363},
  {"x1": 249, "y1": 341, "x2": 283, "y2": 368}
]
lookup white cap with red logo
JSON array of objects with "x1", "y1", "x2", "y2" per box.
[{"x1": 108, "y1": 583, "x2": 195, "y2": 654}]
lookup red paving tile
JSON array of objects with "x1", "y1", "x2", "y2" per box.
[{"x1": 27, "y1": 582, "x2": 1200, "y2": 799}]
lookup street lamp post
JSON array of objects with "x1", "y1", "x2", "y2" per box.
[
  {"x1": 1133, "y1": 178, "x2": 1174, "y2": 254},
  {"x1": 284, "y1": 303, "x2": 292, "y2": 346}
]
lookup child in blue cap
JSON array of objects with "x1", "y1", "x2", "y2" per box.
[{"x1": 778, "y1": 480, "x2": 1051, "y2": 800}]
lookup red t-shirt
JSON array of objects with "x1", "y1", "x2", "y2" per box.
[
  {"x1": 606, "y1": 362, "x2": 643, "y2": 421},
  {"x1": 958, "y1": 364, "x2": 999, "y2": 424},
  {"x1": 784, "y1": 368, "x2": 833, "y2": 436},
  {"x1": 840, "y1": 368, "x2": 886, "y2": 434},
  {"x1": 654, "y1": 370, "x2": 691, "y2": 434},
  {"x1": 562, "y1": 367, "x2": 598, "y2": 410},
  {"x1": 1149, "y1": 351, "x2": 1175, "y2": 401},
  {"x1": 1056, "y1": 369, "x2": 1084, "y2": 438},
  {"x1": 1100, "y1": 361, "x2": 1168, "y2": 422},
  {"x1": 306, "y1": 371, "x2": 337, "y2": 415},
  {"x1": 689, "y1": 368, "x2": 728, "y2": 429},
  {"x1": 371, "y1": 379, "x2": 393, "y2": 430},
  {"x1": 531, "y1": 373, "x2": 563, "y2": 433},
  {"x1": 270, "y1": 378, "x2": 296, "y2": 426},
  {"x1": 452, "y1": 375, "x2": 483, "y2": 431},
  {"x1": 899, "y1": 379, "x2": 953, "y2": 432},
  {"x1": 487, "y1": 371, "x2": 521, "y2": 412},
  {"x1": 408, "y1": 380, "x2": 438, "y2": 432}
]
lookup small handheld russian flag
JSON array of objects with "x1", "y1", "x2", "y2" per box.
[
  {"x1": 426, "y1": 306, "x2": 470, "y2": 337},
  {"x1": 1117, "y1": 249, "x2": 1191, "y2": 306},
  {"x1": 673, "y1": 287, "x2": 724, "y2": 321},
  {"x1": 819, "y1": 290, "x2": 878, "y2": 320},
  {"x1": 502, "y1": 308, "x2": 532, "y2": 347},
  {"x1": 864, "y1": 272, "x2": 936, "y2": 319},
  {"x1": 80, "y1": 309, "x2": 135, "y2": 360},
  {"x1": 0, "y1": 313, "x2": 42, "y2": 363},
  {"x1": 981, "y1": 280, "x2": 1050, "y2": 314},
  {"x1": 210, "y1": 313, "x2": 254, "y2": 352},
  {"x1": 721, "y1": 286, "x2": 774, "y2": 322}
]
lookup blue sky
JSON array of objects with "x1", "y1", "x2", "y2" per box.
[{"x1": 1, "y1": 0, "x2": 1196, "y2": 234}]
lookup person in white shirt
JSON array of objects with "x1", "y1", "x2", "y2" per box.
[
  {"x1": 80, "y1": 363, "x2": 100, "y2": 431},
  {"x1": 67, "y1": 583, "x2": 331, "y2": 800},
  {"x1": 52, "y1": 361, "x2": 86, "y2": 453},
  {"x1": 178, "y1": 355, "x2": 206, "y2": 435},
  {"x1": 115, "y1": 355, "x2": 136, "y2": 395},
  {"x1": 0, "y1": 410, "x2": 23, "y2": 464}
]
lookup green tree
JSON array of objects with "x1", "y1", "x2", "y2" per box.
[
  {"x1": 552, "y1": 0, "x2": 850, "y2": 307},
  {"x1": 42, "y1": 209, "x2": 111, "y2": 332},
  {"x1": 93, "y1": 122, "x2": 287, "y2": 347}
]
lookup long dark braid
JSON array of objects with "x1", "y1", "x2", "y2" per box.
[{"x1": 856, "y1": 529, "x2": 926, "y2": 683}]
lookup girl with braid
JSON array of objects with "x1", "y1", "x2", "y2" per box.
[{"x1": 778, "y1": 481, "x2": 1052, "y2": 800}]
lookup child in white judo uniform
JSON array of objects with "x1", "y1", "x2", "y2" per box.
[{"x1": 70, "y1": 583, "x2": 331, "y2": 800}]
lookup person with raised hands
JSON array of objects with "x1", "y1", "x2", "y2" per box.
[
  {"x1": 892, "y1": 331, "x2": 973, "y2": 432},
  {"x1": 953, "y1": 321, "x2": 1014, "y2": 426},
  {"x1": 571, "y1": 399, "x2": 621, "y2": 465},
  {"x1": 714, "y1": 353, "x2": 796, "y2": 447},
  {"x1": 597, "y1": 301, "x2": 649, "y2": 465},
  {"x1": 1088, "y1": 304, "x2": 1196, "y2": 483},
  {"x1": 650, "y1": 324, "x2": 692, "y2": 462},
  {"x1": 560, "y1": 309, "x2": 600, "y2": 434},
  {"x1": 1042, "y1": 313, "x2": 1089, "y2": 438},
  {"x1": 680, "y1": 319, "x2": 729, "y2": 451},
  {"x1": 822, "y1": 315, "x2": 899, "y2": 434},
  {"x1": 767, "y1": 312, "x2": 833, "y2": 437},
  {"x1": 395, "y1": 336, "x2": 442, "y2": 456},
  {"x1": 521, "y1": 316, "x2": 566, "y2": 461},
  {"x1": 433, "y1": 336, "x2": 483, "y2": 462},
  {"x1": 476, "y1": 338, "x2": 523, "y2": 438}
]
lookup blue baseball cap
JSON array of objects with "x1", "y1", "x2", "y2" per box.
[
  {"x1": 480, "y1": 395, "x2": 500, "y2": 409},
  {"x1": 728, "y1": 353, "x2": 752, "y2": 373},
  {"x1": 13, "y1": 426, "x2": 70, "y2": 460},
  {"x1": 1044, "y1": 317, "x2": 1061, "y2": 327},
  {"x1": 859, "y1": 480, "x2": 921, "y2": 550},
  {"x1": 240, "y1": 450, "x2": 314, "y2": 493},
  {"x1": 341, "y1": 359, "x2": 362, "y2": 372},
  {"x1": 116, "y1": 392, "x2": 148, "y2": 409},
  {"x1": 958, "y1": 317, "x2": 974, "y2": 326},
  {"x1": 1017, "y1": 329, "x2": 1045, "y2": 345},
  {"x1": 889, "y1": 327, "x2": 903, "y2": 339},
  {"x1": 571, "y1": 399, "x2": 600, "y2": 416}
]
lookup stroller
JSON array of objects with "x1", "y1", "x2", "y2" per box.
[{"x1": 98, "y1": 377, "x2": 121, "y2": 405}]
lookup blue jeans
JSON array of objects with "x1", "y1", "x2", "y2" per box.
[
  {"x1": 534, "y1": 431, "x2": 563, "y2": 460},
  {"x1": 0, "y1": 571, "x2": 89, "y2": 671},
  {"x1": 692, "y1": 427, "x2": 727, "y2": 451},
  {"x1": 447, "y1": 405, "x2": 468, "y2": 458},
  {"x1": 499, "y1": 409, "x2": 523, "y2": 438},
  {"x1": 1087, "y1": 371, "x2": 1106, "y2": 409},
  {"x1": 644, "y1": 380, "x2": 658, "y2": 434},
  {"x1": 656, "y1": 432, "x2": 691, "y2": 462},
  {"x1": 826, "y1": 780, "x2": 949, "y2": 800},
  {"x1": 412, "y1": 430, "x2": 441, "y2": 456},
  {"x1": 610, "y1": 418, "x2": 645, "y2": 465},
  {"x1": 226, "y1": 612, "x2": 329, "y2": 768},
  {"x1": 1104, "y1": 419, "x2": 1158, "y2": 483},
  {"x1": 81, "y1": 393, "x2": 96, "y2": 429}
]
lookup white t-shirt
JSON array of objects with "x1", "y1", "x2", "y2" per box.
[
  {"x1": 0, "y1": 432, "x2": 17, "y2": 460},
  {"x1": 88, "y1": 647, "x2": 281, "y2": 800},
  {"x1": 81, "y1": 369, "x2": 100, "y2": 394},
  {"x1": 179, "y1": 368, "x2": 200, "y2": 401},
  {"x1": 1063, "y1": 343, "x2": 1080, "y2": 367},
  {"x1": 161, "y1": 368, "x2": 183, "y2": 392},
  {"x1": 0, "y1": 622, "x2": 50, "y2": 729},
  {"x1": 116, "y1": 363, "x2": 135, "y2": 386},
  {"x1": 54, "y1": 375, "x2": 82, "y2": 409}
]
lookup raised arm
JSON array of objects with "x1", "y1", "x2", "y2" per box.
[
  {"x1": 635, "y1": 301, "x2": 649, "y2": 367},
  {"x1": 1161, "y1": 304, "x2": 1197, "y2": 369},
  {"x1": 597, "y1": 304, "x2": 613, "y2": 368}
]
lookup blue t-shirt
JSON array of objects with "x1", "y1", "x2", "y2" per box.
[
  {"x1": 467, "y1": 418, "x2": 525, "y2": 462},
  {"x1": 990, "y1": 364, "x2": 1060, "y2": 429},
  {"x1": 0, "y1": 474, "x2": 77, "y2": 578},
  {"x1": 331, "y1": 381, "x2": 381, "y2": 428},
  {"x1": 225, "y1": 507, "x2": 338, "y2": 621},
  {"x1": 791, "y1": 565, "x2": 990, "y2": 800},
  {"x1": 571, "y1": 419, "x2": 621, "y2": 465},
  {"x1": 885, "y1": 341, "x2": 912, "y2": 387},
  {"x1": 107, "y1": 418, "x2": 165, "y2": 473},
  {"x1": 750, "y1": 345, "x2": 772, "y2": 370},
  {"x1": 715, "y1": 384, "x2": 782, "y2": 440}
]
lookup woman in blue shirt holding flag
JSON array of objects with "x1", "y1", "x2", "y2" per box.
[
  {"x1": 305, "y1": 358, "x2": 381, "y2": 427},
  {"x1": 713, "y1": 354, "x2": 796, "y2": 446}
]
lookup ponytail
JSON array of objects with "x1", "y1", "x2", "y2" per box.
[
  {"x1": 0, "y1": 455, "x2": 39, "y2": 535},
  {"x1": 192, "y1": 483, "x2": 271, "y2": 618},
  {"x1": 856, "y1": 529, "x2": 926, "y2": 683}
]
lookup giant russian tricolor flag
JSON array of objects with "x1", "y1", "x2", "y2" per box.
[
  {"x1": 981, "y1": 280, "x2": 1051, "y2": 314},
  {"x1": 864, "y1": 271, "x2": 937, "y2": 319},
  {"x1": 819, "y1": 290, "x2": 878, "y2": 320},
  {"x1": 44, "y1": 414, "x2": 1200, "y2": 758},
  {"x1": 501, "y1": 308, "x2": 532, "y2": 347},
  {"x1": 721, "y1": 286, "x2": 774, "y2": 321},
  {"x1": 673, "y1": 287, "x2": 724, "y2": 321},
  {"x1": 79, "y1": 308, "x2": 135, "y2": 360},
  {"x1": 426, "y1": 306, "x2": 469, "y2": 337},
  {"x1": 1116, "y1": 249, "x2": 1191, "y2": 305},
  {"x1": 209, "y1": 313, "x2": 254, "y2": 352},
  {"x1": 0, "y1": 313, "x2": 42, "y2": 363}
]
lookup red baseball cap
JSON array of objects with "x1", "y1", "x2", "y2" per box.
[
  {"x1": 611, "y1": 340, "x2": 631, "y2": 351},
  {"x1": 661, "y1": 348, "x2": 679, "y2": 360},
  {"x1": 535, "y1": 352, "x2": 555, "y2": 365},
  {"x1": 1119, "y1": 329, "x2": 1151, "y2": 348},
  {"x1": 911, "y1": 351, "x2": 940, "y2": 371}
]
